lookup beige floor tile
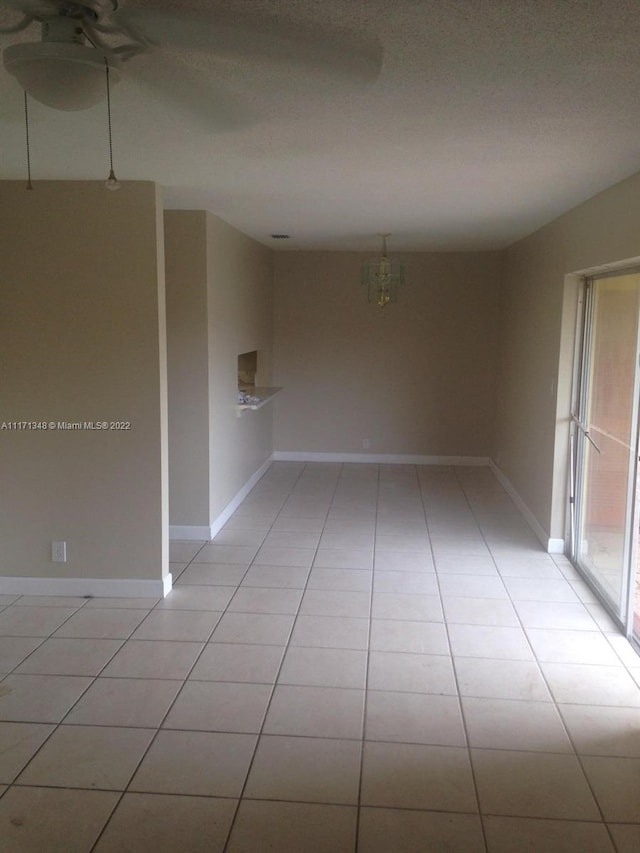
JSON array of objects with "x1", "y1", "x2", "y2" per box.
[
  {"x1": 52, "y1": 608, "x2": 148, "y2": 639},
  {"x1": 130, "y1": 730, "x2": 257, "y2": 797},
  {"x1": 169, "y1": 542, "x2": 206, "y2": 562},
  {"x1": 438, "y1": 574, "x2": 508, "y2": 599},
  {"x1": 361, "y1": 741, "x2": 477, "y2": 811},
  {"x1": 375, "y1": 534, "x2": 431, "y2": 552},
  {"x1": 559, "y1": 704, "x2": 640, "y2": 757},
  {"x1": 0, "y1": 721, "x2": 54, "y2": 783},
  {"x1": 195, "y1": 544, "x2": 259, "y2": 564},
  {"x1": 100, "y1": 640, "x2": 203, "y2": 679},
  {"x1": 607, "y1": 823, "x2": 640, "y2": 853},
  {"x1": 94, "y1": 793, "x2": 237, "y2": 853},
  {"x1": 163, "y1": 681, "x2": 272, "y2": 733},
  {"x1": 290, "y1": 615, "x2": 370, "y2": 650},
  {"x1": 313, "y1": 548, "x2": 374, "y2": 570},
  {"x1": 64, "y1": 677, "x2": 182, "y2": 727},
  {"x1": 434, "y1": 554, "x2": 498, "y2": 575},
  {"x1": 12, "y1": 596, "x2": 87, "y2": 608},
  {"x1": 262, "y1": 530, "x2": 322, "y2": 549},
  {"x1": 0, "y1": 786, "x2": 118, "y2": 853},
  {"x1": 462, "y1": 696, "x2": 573, "y2": 752},
  {"x1": 374, "y1": 552, "x2": 434, "y2": 574},
  {"x1": 299, "y1": 589, "x2": 370, "y2": 618},
  {"x1": 540, "y1": 661, "x2": 640, "y2": 706},
  {"x1": 17, "y1": 724, "x2": 154, "y2": 789},
  {"x1": 190, "y1": 643, "x2": 284, "y2": 683},
  {"x1": 606, "y1": 633, "x2": 640, "y2": 668},
  {"x1": 0, "y1": 636, "x2": 43, "y2": 671},
  {"x1": 271, "y1": 516, "x2": 326, "y2": 533},
  {"x1": 0, "y1": 606, "x2": 78, "y2": 637},
  {"x1": 365, "y1": 691, "x2": 465, "y2": 746},
  {"x1": 176, "y1": 563, "x2": 248, "y2": 586},
  {"x1": 319, "y1": 531, "x2": 374, "y2": 549},
  {"x1": 581, "y1": 756, "x2": 640, "y2": 822},
  {"x1": 370, "y1": 620, "x2": 449, "y2": 654},
  {"x1": 278, "y1": 646, "x2": 367, "y2": 688},
  {"x1": 358, "y1": 807, "x2": 485, "y2": 853},
  {"x1": 240, "y1": 565, "x2": 310, "y2": 588},
  {"x1": 264, "y1": 684, "x2": 364, "y2": 738},
  {"x1": 373, "y1": 571, "x2": 438, "y2": 595},
  {"x1": 254, "y1": 546, "x2": 316, "y2": 568},
  {"x1": 454, "y1": 657, "x2": 551, "y2": 701},
  {"x1": 448, "y1": 624, "x2": 534, "y2": 660},
  {"x1": 526, "y1": 629, "x2": 622, "y2": 665},
  {"x1": 0, "y1": 674, "x2": 93, "y2": 722},
  {"x1": 84, "y1": 597, "x2": 159, "y2": 609},
  {"x1": 155, "y1": 585, "x2": 235, "y2": 611},
  {"x1": 513, "y1": 600, "x2": 598, "y2": 631},
  {"x1": 228, "y1": 587, "x2": 303, "y2": 615},
  {"x1": 212, "y1": 528, "x2": 267, "y2": 547},
  {"x1": 131, "y1": 610, "x2": 221, "y2": 641},
  {"x1": 210, "y1": 612, "x2": 295, "y2": 645},
  {"x1": 493, "y1": 556, "x2": 564, "y2": 579},
  {"x1": 483, "y1": 815, "x2": 615, "y2": 852},
  {"x1": 244, "y1": 734, "x2": 361, "y2": 804},
  {"x1": 15, "y1": 637, "x2": 123, "y2": 676},
  {"x1": 368, "y1": 651, "x2": 456, "y2": 695},
  {"x1": 226, "y1": 800, "x2": 356, "y2": 853},
  {"x1": 431, "y1": 538, "x2": 491, "y2": 558},
  {"x1": 441, "y1": 596, "x2": 520, "y2": 626},
  {"x1": 503, "y1": 577, "x2": 580, "y2": 603},
  {"x1": 307, "y1": 568, "x2": 372, "y2": 592},
  {"x1": 371, "y1": 592, "x2": 442, "y2": 622},
  {"x1": 471, "y1": 748, "x2": 600, "y2": 819}
]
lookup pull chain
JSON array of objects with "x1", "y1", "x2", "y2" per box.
[
  {"x1": 105, "y1": 59, "x2": 120, "y2": 190},
  {"x1": 24, "y1": 91, "x2": 33, "y2": 190}
]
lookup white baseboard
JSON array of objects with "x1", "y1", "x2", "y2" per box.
[
  {"x1": 272, "y1": 451, "x2": 490, "y2": 466},
  {"x1": 169, "y1": 525, "x2": 213, "y2": 541},
  {"x1": 209, "y1": 455, "x2": 274, "y2": 538},
  {"x1": 489, "y1": 460, "x2": 562, "y2": 554},
  {"x1": 0, "y1": 573, "x2": 173, "y2": 599},
  {"x1": 547, "y1": 538, "x2": 566, "y2": 554}
]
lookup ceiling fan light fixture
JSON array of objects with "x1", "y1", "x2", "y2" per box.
[{"x1": 3, "y1": 41, "x2": 119, "y2": 111}]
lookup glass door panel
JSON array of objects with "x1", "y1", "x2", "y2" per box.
[{"x1": 575, "y1": 272, "x2": 640, "y2": 622}]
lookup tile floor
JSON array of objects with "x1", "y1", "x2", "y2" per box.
[{"x1": 1, "y1": 462, "x2": 640, "y2": 851}]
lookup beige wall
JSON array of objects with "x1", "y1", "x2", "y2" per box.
[
  {"x1": 273, "y1": 251, "x2": 502, "y2": 457},
  {"x1": 0, "y1": 181, "x2": 168, "y2": 586},
  {"x1": 206, "y1": 214, "x2": 274, "y2": 521},
  {"x1": 165, "y1": 211, "x2": 211, "y2": 527},
  {"x1": 164, "y1": 211, "x2": 274, "y2": 530},
  {"x1": 495, "y1": 171, "x2": 640, "y2": 542}
]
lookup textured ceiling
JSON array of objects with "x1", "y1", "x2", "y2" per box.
[{"x1": 2, "y1": 0, "x2": 640, "y2": 251}]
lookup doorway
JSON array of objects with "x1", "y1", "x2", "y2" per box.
[{"x1": 571, "y1": 269, "x2": 640, "y2": 647}]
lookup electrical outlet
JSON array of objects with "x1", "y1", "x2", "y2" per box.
[
  {"x1": 362, "y1": 439, "x2": 370, "y2": 449},
  {"x1": 52, "y1": 541, "x2": 67, "y2": 563}
]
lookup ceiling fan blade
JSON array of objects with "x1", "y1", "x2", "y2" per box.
[
  {"x1": 130, "y1": 50, "x2": 259, "y2": 131},
  {"x1": 112, "y1": 6, "x2": 383, "y2": 87}
]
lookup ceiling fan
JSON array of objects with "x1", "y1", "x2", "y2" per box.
[{"x1": 0, "y1": 1, "x2": 383, "y2": 123}]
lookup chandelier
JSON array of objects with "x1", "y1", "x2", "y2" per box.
[{"x1": 361, "y1": 233, "x2": 404, "y2": 307}]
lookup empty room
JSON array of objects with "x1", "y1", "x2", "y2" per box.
[{"x1": 1, "y1": 1, "x2": 640, "y2": 851}]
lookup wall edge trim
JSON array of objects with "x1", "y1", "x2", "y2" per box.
[
  {"x1": 489, "y1": 459, "x2": 558, "y2": 553},
  {"x1": 209, "y1": 455, "x2": 274, "y2": 539},
  {"x1": 0, "y1": 574, "x2": 172, "y2": 599},
  {"x1": 272, "y1": 451, "x2": 490, "y2": 466}
]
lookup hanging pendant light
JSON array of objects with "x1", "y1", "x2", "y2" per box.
[{"x1": 361, "y1": 233, "x2": 404, "y2": 306}]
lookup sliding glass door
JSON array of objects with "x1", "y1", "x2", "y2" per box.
[{"x1": 572, "y1": 271, "x2": 640, "y2": 640}]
